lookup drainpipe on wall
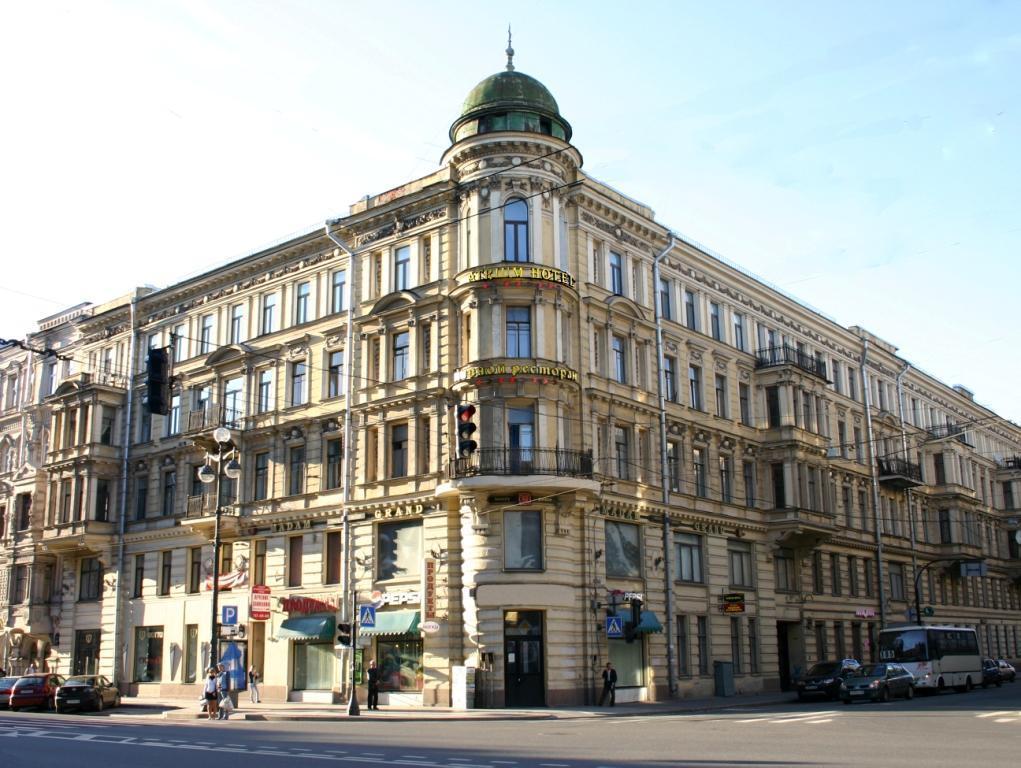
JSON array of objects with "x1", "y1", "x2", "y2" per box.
[
  {"x1": 652, "y1": 234, "x2": 677, "y2": 697},
  {"x1": 895, "y1": 362, "x2": 919, "y2": 613},
  {"x1": 111, "y1": 293, "x2": 138, "y2": 685},
  {"x1": 861, "y1": 338, "x2": 888, "y2": 630},
  {"x1": 324, "y1": 221, "x2": 359, "y2": 714}
]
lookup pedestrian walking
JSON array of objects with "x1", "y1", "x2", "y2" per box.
[
  {"x1": 367, "y1": 659, "x2": 380, "y2": 710},
  {"x1": 216, "y1": 663, "x2": 231, "y2": 720},
  {"x1": 598, "y1": 662, "x2": 617, "y2": 706},
  {"x1": 203, "y1": 668, "x2": 219, "y2": 720},
  {"x1": 248, "y1": 664, "x2": 261, "y2": 704}
]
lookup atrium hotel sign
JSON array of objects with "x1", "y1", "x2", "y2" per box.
[{"x1": 459, "y1": 265, "x2": 577, "y2": 290}]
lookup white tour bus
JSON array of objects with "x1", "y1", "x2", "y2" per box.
[{"x1": 877, "y1": 625, "x2": 982, "y2": 692}]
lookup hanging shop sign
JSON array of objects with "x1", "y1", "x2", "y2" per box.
[
  {"x1": 454, "y1": 362, "x2": 580, "y2": 385},
  {"x1": 250, "y1": 585, "x2": 271, "y2": 621},
  {"x1": 721, "y1": 593, "x2": 746, "y2": 614},
  {"x1": 421, "y1": 620, "x2": 441, "y2": 635},
  {"x1": 422, "y1": 559, "x2": 438, "y2": 619},
  {"x1": 283, "y1": 594, "x2": 341, "y2": 615},
  {"x1": 459, "y1": 265, "x2": 577, "y2": 290}
]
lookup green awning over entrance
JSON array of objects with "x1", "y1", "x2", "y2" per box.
[
  {"x1": 614, "y1": 608, "x2": 664, "y2": 635},
  {"x1": 276, "y1": 614, "x2": 335, "y2": 641},
  {"x1": 359, "y1": 609, "x2": 420, "y2": 637}
]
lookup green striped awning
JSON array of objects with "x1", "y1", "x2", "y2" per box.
[
  {"x1": 614, "y1": 608, "x2": 664, "y2": 634},
  {"x1": 275, "y1": 614, "x2": 335, "y2": 641},
  {"x1": 359, "y1": 609, "x2": 420, "y2": 637}
]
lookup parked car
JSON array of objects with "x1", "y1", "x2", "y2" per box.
[
  {"x1": 0, "y1": 677, "x2": 19, "y2": 710},
  {"x1": 55, "y1": 675, "x2": 120, "y2": 713},
  {"x1": 841, "y1": 663, "x2": 915, "y2": 703},
  {"x1": 9, "y1": 674, "x2": 65, "y2": 712},
  {"x1": 996, "y1": 660, "x2": 1016, "y2": 683},
  {"x1": 982, "y1": 658, "x2": 1002, "y2": 688},
  {"x1": 796, "y1": 659, "x2": 861, "y2": 701}
]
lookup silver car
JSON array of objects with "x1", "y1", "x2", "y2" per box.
[{"x1": 841, "y1": 663, "x2": 915, "y2": 704}]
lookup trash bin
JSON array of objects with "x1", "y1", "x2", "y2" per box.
[{"x1": 714, "y1": 660, "x2": 735, "y2": 697}]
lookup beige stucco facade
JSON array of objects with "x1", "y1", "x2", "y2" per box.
[{"x1": 1, "y1": 60, "x2": 1020, "y2": 708}]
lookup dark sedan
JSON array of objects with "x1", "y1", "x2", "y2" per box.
[
  {"x1": 982, "y1": 658, "x2": 1002, "y2": 688},
  {"x1": 841, "y1": 663, "x2": 914, "y2": 704},
  {"x1": 796, "y1": 659, "x2": 861, "y2": 701},
  {"x1": 9, "y1": 674, "x2": 64, "y2": 711},
  {"x1": 0, "y1": 677, "x2": 19, "y2": 709},
  {"x1": 55, "y1": 675, "x2": 120, "y2": 713}
]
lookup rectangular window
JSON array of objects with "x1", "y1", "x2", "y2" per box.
[
  {"x1": 326, "y1": 439, "x2": 342, "y2": 490},
  {"x1": 733, "y1": 313, "x2": 746, "y2": 351},
  {"x1": 138, "y1": 404, "x2": 152, "y2": 443},
  {"x1": 230, "y1": 304, "x2": 244, "y2": 344},
  {"x1": 134, "y1": 476, "x2": 147, "y2": 521},
  {"x1": 838, "y1": 421, "x2": 848, "y2": 459},
  {"x1": 719, "y1": 455, "x2": 732, "y2": 503},
  {"x1": 684, "y1": 290, "x2": 698, "y2": 330},
  {"x1": 172, "y1": 326, "x2": 186, "y2": 361},
  {"x1": 728, "y1": 540, "x2": 753, "y2": 587},
  {"x1": 848, "y1": 368, "x2": 857, "y2": 401},
  {"x1": 739, "y1": 383, "x2": 751, "y2": 426},
  {"x1": 394, "y1": 245, "x2": 411, "y2": 291},
  {"x1": 697, "y1": 616, "x2": 709, "y2": 676},
  {"x1": 501, "y1": 509, "x2": 543, "y2": 571},
  {"x1": 692, "y1": 447, "x2": 707, "y2": 498},
  {"x1": 854, "y1": 427, "x2": 864, "y2": 463},
  {"x1": 731, "y1": 617, "x2": 742, "y2": 674},
  {"x1": 133, "y1": 554, "x2": 145, "y2": 598},
  {"x1": 133, "y1": 626, "x2": 164, "y2": 683},
  {"x1": 830, "y1": 553, "x2": 842, "y2": 596},
  {"x1": 659, "y1": 278, "x2": 672, "y2": 320},
  {"x1": 325, "y1": 531, "x2": 342, "y2": 585},
  {"x1": 162, "y1": 469, "x2": 176, "y2": 517},
  {"x1": 391, "y1": 423, "x2": 408, "y2": 478},
  {"x1": 159, "y1": 551, "x2": 172, "y2": 596},
  {"x1": 223, "y1": 376, "x2": 243, "y2": 427},
  {"x1": 688, "y1": 365, "x2": 703, "y2": 410},
  {"x1": 288, "y1": 535, "x2": 303, "y2": 587},
  {"x1": 257, "y1": 369, "x2": 273, "y2": 413},
  {"x1": 775, "y1": 548, "x2": 797, "y2": 592},
  {"x1": 815, "y1": 623, "x2": 828, "y2": 661},
  {"x1": 378, "y1": 519, "x2": 423, "y2": 579},
  {"x1": 743, "y1": 460, "x2": 756, "y2": 507},
  {"x1": 889, "y1": 562, "x2": 905, "y2": 601},
  {"x1": 288, "y1": 446, "x2": 305, "y2": 495},
  {"x1": 812, "y1": 551, "x2": 824, "y2": 594},
  {"x1": 166, "y1": 394, "x2": 181, "y2": 436},
  {"x1": 848, "y1": 556, "x2": 859, "y2": 596},
  {"x1": 392, "y1": 331, "x2": 410, "y2": 381},
  {"x1": 184, "y1": 624, "x2": 198, "y2": 684},
  {"x1": 710, "y1": 302, "x2": 722, "y2": 341},
  {"x1": 261, "y1": 293, "x2": 277, "y2": 335},
  {"x1": 612, "y1": 335, "x2": 627, "y2": 383},
  {"x1": 95, "y1": 478, "x2": 111, "y2": 522},
  {"x1": 331, "y1": 269, "x2": 347, "y2": 313},
  {"x1": 614, "y1": 426, "x2": 630, "y2": 480},
  {"x1": 295, "y1": 281, "x2": 311, "y2": 324},
  {"x1": 674, "y1": 533, "x2": 703, "y2": 582},
  {"x1": 864, "y1": 558, "x2": 874, "y2": 597},
  {"x1": 667, "y1": 441, "x2": 682, "y2": 493},
  {"x1": 676, "y1": 616, "x2": 689, "y2": 676},
  {"x1": 253, "y1": 539, "x2": 266, "y2": 586},
  {"x1": 188, "y1": 546, "x2": 202, "y2": 593},
  {"x1": 605, "y1": 520, "x2": 641, "y2": 578},
  {"x1": 100, "y1": 406, "x2": 115, "y2": 445},
  {"x1": 290, "y1": 361, "x2": 307, "y2": 407},
  {"x1": 199, "y1": 314, "x2": 214, "y2": 354},
  {"x1": 748, "y1": 617, "x2": 760, "y2": 674},
  {"x1": 328, "y1": 351, "x2": 344, "y2": 398},
  {"x1": 253, "y1": 452, "x2": 269, "y2": 501},
  {"x1": 609, "y1": 251, "x2": 623, "y2": 295},
  {"x1": 715, "y1": 374, "x2": 728, "y2": 418},
  {"x1": 664, "y1": 355, "x2": 678, "y2": 402},
  {"x1": 506, "y1": 307, "x2": 531, "y2": 357},
  {"x1": 80, "y1": 557, "x2": 101, "y2": 601},
  {"x1": 765, "y1": 386, "x2": 781, "y2": 428}
]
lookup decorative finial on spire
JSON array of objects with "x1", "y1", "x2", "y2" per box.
[{"x1": 506, "y1": 25, "x2": 515, "y2": 71}]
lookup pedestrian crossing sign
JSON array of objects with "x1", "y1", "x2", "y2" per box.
[
  {"x1": 605, "y1": 615, "x2": 624, "y2": 638},
  {"x1": 359, "y1": 604, "x2": 376, "y2": 627}
]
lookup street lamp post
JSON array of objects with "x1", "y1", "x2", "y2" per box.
[{"x1": 198, "y1": 426, "x2": 242, "y2": 670}]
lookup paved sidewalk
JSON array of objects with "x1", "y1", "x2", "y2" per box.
[{"x1": 110, "y1": 690, "x2": 795, "y2": 722}]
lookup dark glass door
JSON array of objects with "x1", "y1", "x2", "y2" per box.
[
  {"x1": 73, "y1": 629, "x2": 101, "y2": 675},
  {"x1": 504, "y1": 610, "x2": 544, "y2": 707}
]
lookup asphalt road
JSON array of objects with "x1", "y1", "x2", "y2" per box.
[{"x1": 1, "y1": 684, "x2": 1018, "y2": 768}]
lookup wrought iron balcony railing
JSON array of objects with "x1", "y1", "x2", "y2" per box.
[
  {"x1": 926, "y1": 423, "x2": 971, "y2": 446},
  {"x1": 449, "y1": 448, "x2": 594, "y2": 479},
  {"x1": 754, "y1": 345, "x2": 828, "y2": 380},
  {"x1": 877, "y1": 457, "x2": 924, "y2": 484},
  {"x1": 997, "y1": 455, "x2": 1021, "y2": 470}
]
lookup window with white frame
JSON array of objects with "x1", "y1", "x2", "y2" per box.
[
  {"x1": 230, "y1": 304, "x2": 245, "y2": 344},
  {"x1": 290, "y1": 360, "x2": 307, "y2": 406},
  {"x1": 674, "y1": 532, "x2": 703, "y2": 582},
  {"x1": 659, "y1": 277, "x2": 672, "y2": 320},
  {"x1": 257, "y1": 369, "x2": 273, "y2": 413},
  {"x1": 728, "y1": 540, "x2": 753, "y2": 587},
  {"x1": 684, "y1": 290, "x2": 698, "y2": 330},
  {"x1": 612, "y1": 335, "x2": 627, "y2": 383},
  {"x1": 710, "y1": 302, "x2": 722, "y2": 341},
  {"x1": 664, "y1": 355, "x2": 678, "y2": 402},
  {"x1": 199, "y1": 314, "x2": 214, "y2": 354},
  {"x1": 261, "y1": 293, "x2": 277, "y2": 335},
  {"x1": 504, "y1": 199, "x2": 529, "y2": 262},
  {"x1": 506, "y1": 307, "x2": 531, "y2": 357},
  {"x1": 295, "y1": 281, "x2": 311, "y2": 324},
  {"x1": 328, "y1": 350, "x2": 344, "y2": 398},
  {"x1": 609, "y1": 251, "x2": 623, "y2": 295},
  {"x1": 393, "y1": 246, "x2": 411, "y2": 291},
  {"x1": 392, "y1": 331, "x2": 409, "y2": 381},
  {"x1": 331, "y1": 269, "x2": 347, "y2": 314}
]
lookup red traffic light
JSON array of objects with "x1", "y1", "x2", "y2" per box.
[{"x1": 457, "y1": 404, "x2": 476, "y2": 422}]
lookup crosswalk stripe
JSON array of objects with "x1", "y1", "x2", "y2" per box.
[{"x1": 976, "y1": 711, "x2": 1009, "y2": 718}]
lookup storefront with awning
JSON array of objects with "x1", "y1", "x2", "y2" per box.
[
  {"x1": 609, "y1": 607, "x2": 664, "y2": 691},
  {"x1": 359, "y1": 609, "x2": 422, "y2": 694},
  {"x1": 275, "y1": 614, "x2": 336, "y2": 695}
]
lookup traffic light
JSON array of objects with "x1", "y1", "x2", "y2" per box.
[
  {"x1": 625, "y1": 598, "x2": 642, "y2": 643},
  {"x1": 457, "y1": 403, "x2": 478, "y2": 457},
  {"x1": 336, "y1": 622, "x2": 352, "y2": 648},
  {"x1": 145, "y1": 348, "x2": 172, "y2": 416}
]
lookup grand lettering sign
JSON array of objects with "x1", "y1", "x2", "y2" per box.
[
  {"x1": 373, "y1": 503, "x2": 431, "y2": 520},
  {"x1": 454, "y1": 363, "x2": 580, "y2": 384},
  {"x1": 690, "y1": 521, "x2": 728, "y2": 536},
  {"x1": 460, "y1": 265, "x2": 577, "y2": 289}
]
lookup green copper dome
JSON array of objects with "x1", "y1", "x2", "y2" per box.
[{"x1": 450, "y1": 68, "x2": 572, "y2": 144}]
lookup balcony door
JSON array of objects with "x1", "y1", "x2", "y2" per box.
[{"x1": 508, "y1": 406, "x2": 534, "y2": 473}]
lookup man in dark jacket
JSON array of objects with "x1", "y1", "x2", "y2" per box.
[
  {"x1": 599, "y1": 662, "x2": 617, "y2": 706},
  {"x1": 367, "y1": 659, "x2": 380, "y2": 710}
]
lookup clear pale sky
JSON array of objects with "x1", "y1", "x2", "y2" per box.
[{"x1": 2, "y1": 1, "x2": 1018, "y2": 424}]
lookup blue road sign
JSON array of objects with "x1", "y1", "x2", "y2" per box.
[
  {"x1": 222, "y1": 605, "x2": 238, "y2": 626},
  {"x1": 359, "y1": 604, "x2": 377, "y2": 627},
  {"x1": 605, "y1": 615, "x2": 624, "y2": 639}
]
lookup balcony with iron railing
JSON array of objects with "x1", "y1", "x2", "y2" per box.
[
  {"x1": 877, "y1": 457, "x2": 925, "y2": 489},
  {"x1": 925, "y1": 423, "x2": 972, "y2": 446},
  {"x1": 996, "y1": 455, "x2": 1021, "y2": 472},
  {"x1": 449, "y1": 447, "x2": 594, "y2": 480},
  {"x1": 754, "y1": 345, "x2": 829, "y2": 381}
]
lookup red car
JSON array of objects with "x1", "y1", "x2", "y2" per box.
[
  {"x1": 0, "y1": 676, "x2": 18, "y2": 709},
  {"x1": 9, "y1": 674, "x2": 64, "y2": 712}
]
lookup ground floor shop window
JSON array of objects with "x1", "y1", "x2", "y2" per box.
[
  {"x1": 608, "y1": 638, "x2": 645, "y2": 687},
  {"x1": 293, "y1": 641, "x2": 333, "y2": 690},
  {"x1": 133, "y1": 626, "x2": 164, "y2": 682},
  {"x1": 376, "y1": 637, "x2": 423, "y2": 691}
]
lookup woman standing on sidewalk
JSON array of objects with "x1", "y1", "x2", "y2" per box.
[
  {"x1": 203, "y1": 668, "x2": 219, "y2": 720},
  {"x1": 248, "y1": 665, "x2": 261, "y2": 704}
]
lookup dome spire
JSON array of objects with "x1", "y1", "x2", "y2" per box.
[{"x1": 505, "y1": 25, "x2": 515, "y2": 72}]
